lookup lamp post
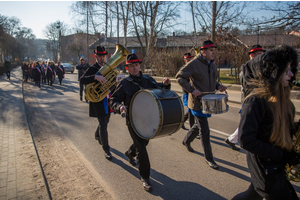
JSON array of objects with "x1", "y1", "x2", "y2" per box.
[
  {"x1": 257, "y1": 26, "x2": 260, "y2": 44},
  {"x1": 56, "y1": 22, "x2": 61, "y2": 62}
]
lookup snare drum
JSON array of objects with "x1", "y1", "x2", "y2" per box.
[
  {"x1": 201, "y1": 94, "x2": 229, "y2": 114},
  {"x1": 129, "y1": 89, "x2": 184, "y2": 139}
]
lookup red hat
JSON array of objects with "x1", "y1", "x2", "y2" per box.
[
  {"x1": 248, "y1": 44, "x2": 266, "y2": 55},
  {"x1": 124, "y1": 54, "x2": 142, "y2": 66},
  {"x1": 200, "y1": 40, "x2": 217, "y2": 50},
  {"x1": 183, "y1": 53, "x2": 193, "y2": 59},
  {"x1": 94, "y1": 46, "x2": 108, "y2": 55}
]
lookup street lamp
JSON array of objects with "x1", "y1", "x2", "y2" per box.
[{"x1": 56, "y1": 22, "x2": 61, "y2": 61}]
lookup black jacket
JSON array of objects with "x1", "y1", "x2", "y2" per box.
[
  {"x1": 56, "y1": 65, "x2": 65, "y2": 79},
  {"x1": 110, "y1": 72, "x2": 170, "y2": 125},
  {"x1": 238, "y1": 95, "x2": 296, "y2": 198},
  {"x1": 76, "y1": 63, "x2": 89, "y2": 81},
  {"x1": 80, "y1": 62, "x2": 110, "y2": 118}
]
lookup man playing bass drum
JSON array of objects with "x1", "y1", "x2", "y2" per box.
[{"x1": 110, "y1": 54, "x2": 170, "y2": 192}]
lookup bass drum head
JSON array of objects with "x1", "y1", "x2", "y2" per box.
[{"x1": 130, "y1": 90, "x2": 161, "y2": 139}]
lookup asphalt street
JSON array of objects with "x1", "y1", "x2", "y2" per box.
[{"x1": 24, "y1": 71, "x2": 300, "y2": 200}]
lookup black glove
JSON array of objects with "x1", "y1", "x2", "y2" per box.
[{"x1": 281, "y1": 151, "x2": 300, "y2": 166}]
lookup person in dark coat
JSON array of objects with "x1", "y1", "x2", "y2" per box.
[
  {"x1": 76, "y1": 58, "x2": 89, "y2": 101},
  {"x1": 4, "y1": 58, "x2": 11, "y2": 80},
  {"x1": 232, "y1": 45, "x2": 299, "y2": 200},
  {"x1": 22, "y1": 62, "x2": 29, "y2": 82},
  {"x1": 46, "y1": 61, "x2": 54, "y2": 86},
  {"x1": 56, "y1": 61, "x2": 65, "y2": 85},
  {"x1": 225, "y1": 44, "x2": 266, "y2": 151},
  {"x1": 32, "y1": 61, "x2": 41, "y2": 88},
  {"x1": 181, "y1": 52, "x2": 195, "y2": 130},
  {"x1": 80, "y1": 46, "x2": 113, "y2": 160},
  {"x1": 110, "y1": 54, "x2": 170, "y2": 192},
  {"x1": 41, "y1": 61, "x2": 47, "y2": 84},
  {"x1": 176, "y1": 40, "x2": 227, "y2": 170}
]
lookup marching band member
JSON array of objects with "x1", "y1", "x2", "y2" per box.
[
  {"x1": 110, "y1": 54, "x2": 170, "y2": 192},
  {"x1": 46, "y1": 61, "x2": 54, "y2": 86},
  {"x1": 56, "y1": 61, "x2": 65, "y2": 85},
  {"x1": 80, "y1": 46, "x2": 113, "y2": 160},
  {"x1": 225, "y1": 45, "x2": 266, "y2": 151},
  {"x1": 41, "y1": 61, "x2": 47, "y2": 84},
  {"x1": 232, "y1": 45, "x2": 299, "y2": 200},
  {"x1": 181, "y1": 52, "x2": 195, "y2": 130},
  {"x1": 176, "y1": 40, "x2": 227, "y2": 170},
  {"x1": 32, "y1": 61, "x2": 41, "y2": 88}
]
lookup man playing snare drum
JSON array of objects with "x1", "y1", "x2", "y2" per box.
[
  {"x1": 176, "y1": 40, "x2": 227, "y2": 170},
  {"x1": 110, "y1": 54, "x2": 170, "y2": 192}
]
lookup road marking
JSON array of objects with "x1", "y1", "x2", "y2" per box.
[{"x1": 210, "y1": 128, "x2": 230, "y2": 137}]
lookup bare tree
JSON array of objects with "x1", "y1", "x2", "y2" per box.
[
  {"x1": 43, "y1": 21, "x2": 68, "y2": 62},
  {"x1": 248, "y1": 2, "x2": 300, "y2": 31},
  {"x1": 193, "y1": 1, "x2": 249, "y2": 37},
  {"x1": 120, "y1": 1, "x2": 131, "y2": 48},
  {"x1": 188, "y1": 1, "x2": 197, "y2": 45}
]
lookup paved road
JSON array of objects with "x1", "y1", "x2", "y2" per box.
[{"x1": 24, "y1": 71, "x2": 300, "y2": 200}]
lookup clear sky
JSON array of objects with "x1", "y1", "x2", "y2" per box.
[
  {"x1": 0, "y1": 1, "x2": 75, "y2": 39},
  {"x1": 0, "y1": 1, "x2": 277, "y2": 40}
]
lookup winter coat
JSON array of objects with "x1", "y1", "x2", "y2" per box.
[
  {"x1": 80, "y1": 62, "x2": 111, "y2": 118},
  {"x1": 238, "y1": 95, "x2": 297, "y2": 198},
  {"x1": 175, "y1": 54, "x2": 220, "y2": 111}
]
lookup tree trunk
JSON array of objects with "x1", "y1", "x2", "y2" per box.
[
  {"x1": 190, "y1": 1, "x2": 197, "y2": 45},
  {"x1": 116, "y1": 1, "x2": 119, "y2": 44},
  {"x1": 211, "y1": 1, "x2": 217, "y2": 43},
  {"x1": 146, "y1": 1, "x2": 159, "y2": 57}
]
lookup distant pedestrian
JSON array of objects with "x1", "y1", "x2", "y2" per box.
[
  {"x1": 32, "y1": 62, "x2": 41, "y2": 88},
  {"x1": 76, "y1": 58, "x2": 89, "y2": 101},
  {"x1": 4, "y1": 58, "x2": 11, "y2": 80},
  {"x1": 22, "y1": 62, "x2": 29, "y2": 82},
  {"x1": 56, "y1": 61, "x2": 65, "y2": 85},
  {"x1": 41, "y1": 61, "x2": 47, "y2": 84},
  {"x1": 46, "y1": 61, "x2": 54, "y2": 86}
]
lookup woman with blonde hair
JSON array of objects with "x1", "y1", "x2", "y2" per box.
[{"x1": 232, "y1": 45, "x2": 299, "y2": 200}]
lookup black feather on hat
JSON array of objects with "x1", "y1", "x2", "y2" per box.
[
  {"x1": 124, "y1": 54, "x2": 142, "y2": 66},
  {"x1": 260, "y1": 45, "x2": 298, "y2": 83},
  {"x1": 94, "y1": 46, "x2": 108, "y2": 55}
]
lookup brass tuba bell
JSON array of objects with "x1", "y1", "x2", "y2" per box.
[{"x1": 85, "y1": 44, "x2": 129, "y2": 102}]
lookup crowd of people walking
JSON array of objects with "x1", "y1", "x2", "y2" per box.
[{"x1": 21, "y1": 60, "x2": 65, "y2": 87}]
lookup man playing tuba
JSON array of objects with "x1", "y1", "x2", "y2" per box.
[{"x1": 80, "y1": 46, "x2": 113, "y2": 160}]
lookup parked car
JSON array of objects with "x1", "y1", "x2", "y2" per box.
[{"x1": 62, "y1": 63, "x2": 74, "y2": 73}]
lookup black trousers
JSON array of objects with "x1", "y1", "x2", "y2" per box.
[
  {"x1": 42, "y1": 74, "x2": 46, "y2": 84},
  {"x1": 127, "y1": 125, "x2": 150, "y2": 179},
  {"x1": 79, "y1": 83, "x2": 86, "y2": 99},
  {"x1": 183, "y1": 110, "x2": 195, "y2": 128},
  {"x1": 58, "y1": 77, "x2": 63, "y2": 85},
  {"x1": 6, "y1": 71, "x2": 10, "y2": 79},
  {"x1": 183, "y1": 116, "x2": 213, "y2": 160},
  {"x1": 47, "y1": 74, "x2": 53, "y2": 86},
  {"x1": 95, "y1": 113, "x2": 111, "y2": 151}
]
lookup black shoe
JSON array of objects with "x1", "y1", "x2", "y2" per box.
[
  {"x1": 181, "y1": 124, "x2": 188, "y2": 130},
  {"x1": 80, "y1": 96, "x2": 82, "y2": 101},
  {"x1": 125, "y1": 151, "x2": 136, "y2": 166},
  {"x1": 225, "y1": 138, "x2": 240, "y2": 151},
  {"x1": 182, "y1": 141, "x2": 194, "y2": 152},
  {"x1": 141, "y1": 178, "x2": 152, "y2": 192},
  {"x1": 104, "y1": 150, "x2": 112, "y2": 160},
  {"x1": 205, "y1": 159, "x2": 219, "y2": 170}
]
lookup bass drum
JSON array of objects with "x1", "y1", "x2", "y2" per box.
[{"x1": 129, "y1": 89, "x2": 184, "y2": 139}]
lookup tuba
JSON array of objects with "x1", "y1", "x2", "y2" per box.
[
  {"x1": 85, "y1": 44, "x2": 129, "y2": 102},
  {"x1": 191, "y1": 47, "x2": 200, "y2": 56}
]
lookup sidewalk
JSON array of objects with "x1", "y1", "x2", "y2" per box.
[{"x1": 0, "y1": 68, "x2": 49, "y2": 199}]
